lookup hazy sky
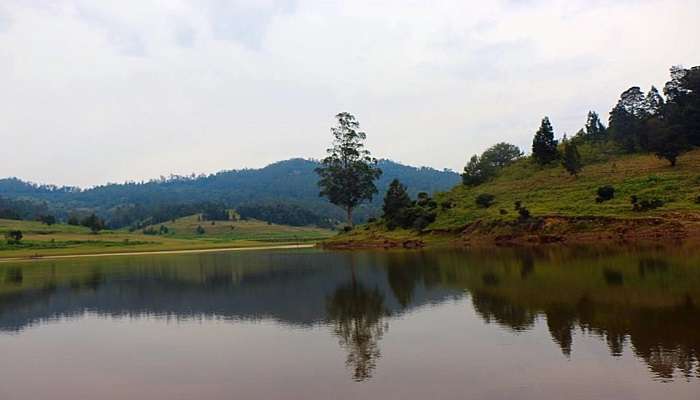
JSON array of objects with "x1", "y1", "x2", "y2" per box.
[{"x1": 1, "y1": 0, "x2": 699, "y2": 187}]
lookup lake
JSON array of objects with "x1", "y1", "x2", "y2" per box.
[{"x1": 1, "y1": 245, "x2": 699, "y2": 399}]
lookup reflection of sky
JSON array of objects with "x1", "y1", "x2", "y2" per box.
[{"x1": 1, "y1": 300, "x2": 698, "y2": 400}]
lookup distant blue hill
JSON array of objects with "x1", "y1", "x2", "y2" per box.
[{"x1": 0, "y1": 159, "x2": 460, "y2": 227}]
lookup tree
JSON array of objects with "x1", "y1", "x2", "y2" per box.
[
  {"x1": 81, "y1": 213, "x2": 105, "y2": 233},
  {"x1": 663, "y1": 65, "x2": 700, "y2": 146},
  {"x1": 316, "y1": 112, "x2": 382, "y2": 227},
  {"x1": 38, "y1": 215, "x2": 56, "y2": 225},
  {"x1": 584, "y1": 111, "x2": 607, "y2": 141},
  {"x1": 561, "y1": 138, "x2": 582, "y2": 176},
  {"x1": 462, "y1": 155, "x2": 489, "y2": 186},
  {"x1": 462, "y1": 142, "x2": 522, "y2": 187},
  {"x1": 382, "y1": 179, "x2": 412, "y2": 227},
  {"x1": 646, "y1": 118, "x2": 689, "y2": 166},
  {"x1": 532, "y1": 117, "x2": 558, "y2": 165},
  {"x1": 480, "y1": 142, "x2": 523, "y2": 168},
  {"x1": 4, "y1": 230, "x2": 22, "y2": 245},
  {"x1": 609, "y1": 86, "x2": 649, "y2": 152}
]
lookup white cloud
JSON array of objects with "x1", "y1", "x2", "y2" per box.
[{"x1": 1, "y1": 0, "x2": 699, "y2": 186}]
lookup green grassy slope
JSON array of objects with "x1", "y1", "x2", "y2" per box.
[
  {"x1": 431, "y1": 149, "x2": 700, "y2": 231},
  {"x1": 326, "y1": 149, "x2": 700, "y2": 247}
]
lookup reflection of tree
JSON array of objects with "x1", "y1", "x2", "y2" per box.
[
  {"x1": 326, "y1": 267, "x2": 389, "y2": 382},
  {"x1": 471, "y1": 291, "x2": 536, "y2": 331}
]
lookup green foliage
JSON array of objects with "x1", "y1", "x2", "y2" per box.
[
  {"x1": 382, "y1": 179, "x2": 413, "y2": 228},
  {"x1": 237, "y1": 203, "x2": 335, "y2": 228},
  {"x1": 630, "y1": 195, "x2": 665, "y2": 212},
  {"x1": 561, "y1": 139, "x2": 582, "y2": 176},
  {"x1": 316, "y1": 112, "x2": 382, "y2": 226},
  {"x1": 37, "y1": 215, "x2": 56, "y2": 225},
  {"x1": 195, "y1": 225, "x2": 205, "y2": 235},
  {"x1": 382, "y1": 186, "x2": 437, "y2": 231},
  {"x1": 646, "y1": 118, "x2": 690, "y2": 166},
  {"x1": 596, "y1": 186, "x2": 615, "y2": 203},
  {"x1": 475, "y1": 193, "x2": 495, "y2": 208},
  {"x1": 80, "y1": 214, "x2": 105, "y2": 233},
  {"x1": 4, "y1": 230, "x2": 23, "y2": 245},
  {"x1": 532, "y1": 117, "x2": 558, "y2": 165},
  {"x1": 462, "y1": 142, "x2": 522, "y2": 186}
]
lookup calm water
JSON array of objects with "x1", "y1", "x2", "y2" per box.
[{"x1": 1, "y1": 246, "x2": 699, "y2": 399}]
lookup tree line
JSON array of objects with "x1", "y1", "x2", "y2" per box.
[{"x1": 315, "y1": 65, "x2": 699, "y2": 231}]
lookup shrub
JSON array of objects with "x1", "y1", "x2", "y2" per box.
[
  {"x1": 195, "y1": 225, "x2": 206, "y2": 234},
  {"x1": 475, "y1": 193, "x2": 496, "y2": 208},
  {"x1": 695, "y1": 195, "x2": 700, "y2": 204},
  {"x1": 596, "y1": 185, "x2": 615, "y2": 203},
  {"x1": 367, "y1": 217, "x2": 377, "y2": 223},
  {"x1": 342, "y1": 226, "x2": 353, "y2": 233},
  {"x1": 142, "y1": 227, "x2": 158, "y2": 235},
  {"x1": 514, "y1": 201, "x2": 531, "y2": 221},
  {"x1": 4, "y1": 230, "x2": 23, "y2": 245},
  {"x1": 631, "y1": 195, "x2": 665, "y2": 212},
  {"x1": 499, "y1": 209, "x2": 508, "y2": 215},
  {"x1": 440, "y1": 201, "x2": 454, "y2": 210}
]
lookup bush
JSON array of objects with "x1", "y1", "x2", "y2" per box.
[
  {"x1": 367, "y1": 217, "x2": 377, "y2": 223},
  {"x1": 195, "y1": 225, "x2": 206, "y2": 234},
  {"x1": 596, "y1": 185, "x2": 615, "y2": 203},
  {"x1": 631, "y1": 195, "x2": 665, "y2": 212},
  {"x1": 695, "y1": 195, "x2": 700, "y2": 204},
  {"x1": 142, "y1": 227, "x2": 158, "y2": 235},
  {"x1": 475, "y1": 193, "x2": 496, "y2": 208},
  {"x1": 440, "y1": 201, "x2": 454, "y2": 210},
  {"x1": 499, "y1": 209, "x2": 508, "y2": 215},
  {"x1": 4, "y1": 230, "x2": 23, "y2": 245},
  {"x1": 342, "y1": 226, "x2": 353, "y2": 233},
  {"x1": 514, "y1": 201, "x2": 531, "y2": 221}
]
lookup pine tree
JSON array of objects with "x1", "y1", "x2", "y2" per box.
[
  {"x1": 382, "y1": 179, "x2": 412, "y2": 223},
  {"x1": 561, "y1": 138, "x2": 582, "y2": 176},
  {"x1": 532, "y1": 117, "x2": 558, "y2": 165}
]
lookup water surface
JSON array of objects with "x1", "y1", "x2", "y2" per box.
[{"x1": 1, "y1": 246, "x2": 699, "y2": 399}]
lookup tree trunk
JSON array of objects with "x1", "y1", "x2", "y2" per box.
[{"x1": 346, "y1": 207, "x2": 353, "y2": 228}]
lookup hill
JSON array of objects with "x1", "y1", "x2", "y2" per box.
[
  {"x1": 327, "y1": 149, "x2": 700, "y2": 247},
  {"x1": 0, "y1": 159, "x2": 460, "y2": 228}
]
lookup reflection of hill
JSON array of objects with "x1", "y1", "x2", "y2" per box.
[
  {"x1": 2, "y1": 247, "x2": 699, "y2": 381},
  {"x1": 430, "y1": 246, "x2": 700, "y2": 381},
  {"x1": 0, "y1": 251, "x2": 458, "y2": 333}
]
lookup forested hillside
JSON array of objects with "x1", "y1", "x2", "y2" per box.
[{"x1": 0, "y1": 159, "x2": 459, "y2": 228}]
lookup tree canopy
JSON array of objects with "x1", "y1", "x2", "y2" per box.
[{"x1": 316, "y1": 112, "x2": 382, "y2": 227}]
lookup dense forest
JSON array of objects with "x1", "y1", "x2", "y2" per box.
[{"x1": 0, "y1": 159, "x2": 459, "y2": 229}]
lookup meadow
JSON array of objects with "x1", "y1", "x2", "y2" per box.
[{"x1": 0, "y1": 215, "x2": 334, "y2": 260}]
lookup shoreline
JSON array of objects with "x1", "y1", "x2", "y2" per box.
[
  {"x1": 0, "y1": 243, "x2": 317, "y2": 263},
  {"x1": 322, "y1": 213, "x2": 700, "y2": 250}
]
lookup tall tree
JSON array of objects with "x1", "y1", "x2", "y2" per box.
[
  {"x1": 532, "y1": 117, "x2": 558, "y2": 165},
  {"x1": 561, "y1": 137, "x2": 582, "y2": 176},
  {"x1": 609, "y1": 86, "x2": 648, "y2": 152},
  {"x1": 316, "y1": 112, "x2": 382, "y2": 227},
  {"x1": 663, "y1": 65, "x2": 700, "y2": 146}
]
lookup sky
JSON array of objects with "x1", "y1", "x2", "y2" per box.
[{"x1": 1, "y1": 0, "x2": 699, "y2": 187}]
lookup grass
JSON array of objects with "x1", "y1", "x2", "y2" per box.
[
  {"x1": 431, "y1": 149, "x2": 700, "y2": 230},
  {"x1": 0, "y1": 216, "x2": 335, "y2": 259},
  {"x1": 328, "y1": 148, "x2": 700, "y2": 245}
]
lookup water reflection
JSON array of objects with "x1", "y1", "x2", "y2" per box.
[{"x1": 1, "y1": 245, "x2": 699, "y2": 383}]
